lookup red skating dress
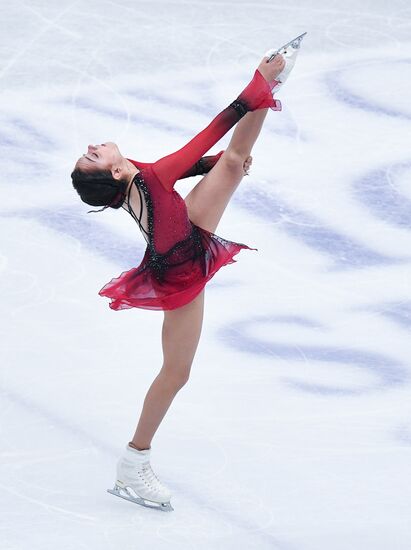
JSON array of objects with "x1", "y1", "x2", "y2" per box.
[{"x1": 98, "y1": 69, "x2": 281, "y2": 311}]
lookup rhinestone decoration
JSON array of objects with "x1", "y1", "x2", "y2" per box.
[
  {"x1": 229, "y1": 99, "x2": 248, "y2": 118},
  {"x1": 126, "y1": 172, "x2": 206, "y2": 284}
]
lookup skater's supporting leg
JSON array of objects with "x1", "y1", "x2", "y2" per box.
[
  {"x1": 130, "y1": 100, "x2": 270, "y2": 451},
  {"x1": 130, "y1": 289, "x2": 205, "y2": 450}
]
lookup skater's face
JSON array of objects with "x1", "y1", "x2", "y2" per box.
[{"x1": 74, "y1": 142, "x2": 122, "y2": 175}]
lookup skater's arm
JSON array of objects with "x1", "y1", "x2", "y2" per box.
[
  {"x1": 178, "y1": 151, "x2": 224, "y2": 180},
  {"x1": 152, "y1": 65, "x2": 282, "y2": 192}
]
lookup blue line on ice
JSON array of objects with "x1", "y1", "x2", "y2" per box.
[
  {"x1": 325, "y1": 59, "x2": 411, "y2": 120},
  {"x1": 352, "y1": 162, "x2": 411, "y2": 229},
  {"x1": 233, "y1": 187, "x2": 397, "y2": 270},
  {"x1": 0, "y1": 206, "x2": 145, "y2": 267},
  {"x1": 219, "y1": 314, "x2": 408, "y2": 395}
]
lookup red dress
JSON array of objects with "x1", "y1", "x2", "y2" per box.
[{"x1": 98, "y1": 70, "x2": 281, "y2": 311}]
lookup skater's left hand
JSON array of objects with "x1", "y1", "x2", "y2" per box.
[{"x1": 243, "y1": 155, "x2": 252, "y2": 175}]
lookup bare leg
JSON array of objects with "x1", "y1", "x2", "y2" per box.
[
  {"x1": 185, "y1": 108, "x2": 270, "y2": 233},
  {"x1": 130, "y1": 289, "x2": 205, "y2": 450},
  {"x1": 226, "y1": 108, "x2": 269, "y2": 159},
  {"x1": 129, "y1": 109, "x2": 271, "y2": 450}
]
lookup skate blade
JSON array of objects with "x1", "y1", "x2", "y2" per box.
[
  {"x1": 107, "y1": 484, "x2": 174, "y2": 512},
  {"x1": 278, "y1": 31, "x2": 307, "y2": 52},
  {"x1": 267, "y1": 32, "x2": 307, "y2": 62}
]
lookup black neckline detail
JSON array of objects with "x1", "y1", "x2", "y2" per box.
[
  {"x1": 124, "y1": 172, "x2": 153, "y2": 246},
  {"x1": 123, "y1": 172, "x2": 205, "y2": 283}
]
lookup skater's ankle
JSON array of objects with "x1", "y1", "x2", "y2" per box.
[{"x1": 129, "y1": 441, "x2": 151, "y2": 451}]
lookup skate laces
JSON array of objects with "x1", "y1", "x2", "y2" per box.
[{"x1": 138, "y1": 461, "x2": 165, "y2": 492}]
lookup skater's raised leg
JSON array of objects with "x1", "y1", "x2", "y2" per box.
[{"x1": 184, "y1": 107, "x2": 269, "y2": 234}]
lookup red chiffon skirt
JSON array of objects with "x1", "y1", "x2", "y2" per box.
[{"x1": 98, "y1": 224, "x2": 257, "y2": 311}]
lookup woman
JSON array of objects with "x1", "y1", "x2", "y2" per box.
[{"x1": 71, "y1": 53, "x2": 286, "y2": 512}]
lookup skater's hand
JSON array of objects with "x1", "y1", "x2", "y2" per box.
[
  {"x1": 243, "y1": 155, "x2": 252, "y2": 175},
  {"x1": 257, "y1": 54, "x2": 286, "y2": 82}
]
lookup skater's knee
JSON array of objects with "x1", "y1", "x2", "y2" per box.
[
  {"x1": 222, "y1": 150, "x2": 246, "y2": 171},
  {"x1": 160, "y1": 364, "x2": 191, "y2": 391}
]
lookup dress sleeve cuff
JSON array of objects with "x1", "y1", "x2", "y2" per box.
[
  {"x1": 270, "y1": 97, "x2": 282, "y2": 111},
  {"x1": 238, "y1": 69, "x2": 283, "y2": 112},
  {"x1": 266, "y1": 77, "x2": 282, "y2": 111}
]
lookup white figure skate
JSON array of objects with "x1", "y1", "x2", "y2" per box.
[
  {"x1": 264, "y1": 32, "x2": 307, "y2": 93},
  {"x1": 107, "y1": 445, "x2": 174, "y2": 512}
]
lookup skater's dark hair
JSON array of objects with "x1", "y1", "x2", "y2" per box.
[{"x1": 71, "y1": 167, "x2": 128, "y2": 213}]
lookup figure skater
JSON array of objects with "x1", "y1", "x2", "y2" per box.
[{"x1": 71, "y1": 48, "x2": 292, "y2": 512}]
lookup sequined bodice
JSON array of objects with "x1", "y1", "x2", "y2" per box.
[
  {"x1": 119, "y1": 68, "x2": 280, "y2": 281},
  {"x1": 123, "y1": 169, "x2": 192, "y2": 254}
]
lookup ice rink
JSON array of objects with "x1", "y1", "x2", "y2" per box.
[{"x1": 1, "y1": 0, "x2": 410, "y2": 548}]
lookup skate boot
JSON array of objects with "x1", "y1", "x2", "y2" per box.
[
  {"x1": 107, "y1": 444, "x2": 174, "y2": 512},
  {"x1": 264, "y1": 32, "x2": 307, "y2": 94}
]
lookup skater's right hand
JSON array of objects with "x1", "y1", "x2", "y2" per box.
[
  {"x1": 257, "y1": 54, "x2": 286, "y2": 82},
  {"x1": 243, "y1": 155, "x2": 252, "y2": 175}
]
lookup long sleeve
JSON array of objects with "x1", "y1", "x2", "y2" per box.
[
  {"x1": 178, "y1": 150, "x2": 225, "y2": 180},
  {"x1": 152, "y1": 69, "x2": 281, "y2": 191}
]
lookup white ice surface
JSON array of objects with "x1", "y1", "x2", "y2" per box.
[{"x1": 1, "y1": 1, "x2": 411, "y2": 549}]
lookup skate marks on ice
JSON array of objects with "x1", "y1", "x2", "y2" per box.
[
  {"x1": 225, "y1": 50, "x2": 411, "y2": 400},
  {"x1": 366, "y1": 300, "x2": 411, "y2": 329},
  {"x1": 218, "y1": 314, "x2": 408, "y2": 396},
  {"x1": 0, "y1": 115, "x2": 56, "y2": 181},
  {"x1": 0, "y1": 386, "x2": 109, "y2": 527},
  {"x1": 231, "y1": 56, "x2": 411, "y2": 268},
  {"x1": 232, "y1": 187, "x2": 400, "y2": 270},
  {"x1": 0, "y1": 205, "x2": 146, "y2": 267},
  {"x1": 324, "y1": 59, "x2": 411, "y2": 120},
  {"x1": 1, "y1": 1, "x2": 411, "y2": 546},
  {"x1": 353, "y1": 162, "x2": 411, "y2": 230},
  {"x1": 0, "y1": 384, "x2": 294, "y2": 549}
]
